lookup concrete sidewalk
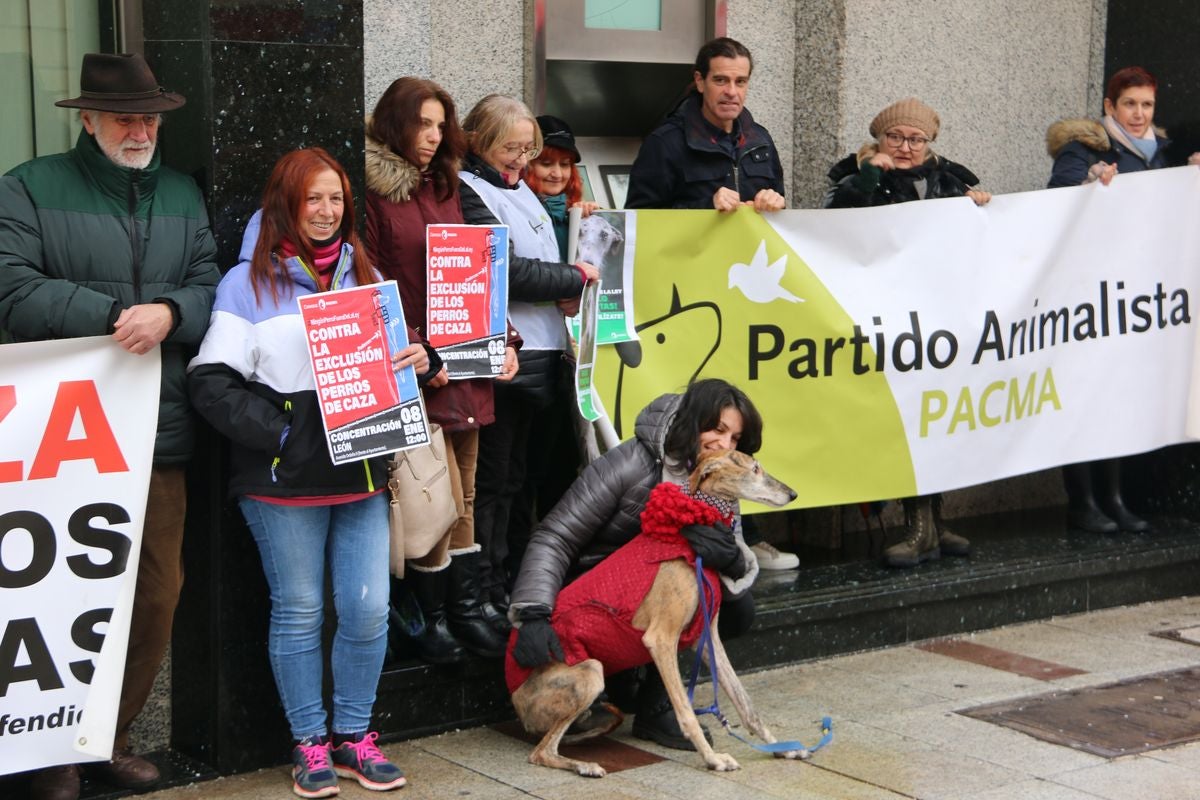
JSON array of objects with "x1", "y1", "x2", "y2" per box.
[{"x1": 138, "y1": 596, "x2": 1200, "y2": 799}]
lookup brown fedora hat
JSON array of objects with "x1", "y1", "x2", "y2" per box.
[{"x1": 56, "y1": 53, "x2": 185, "y2": 113}]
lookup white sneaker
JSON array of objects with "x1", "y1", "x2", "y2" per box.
[{"x1": 750, "y1": 541, "x2": 799, "y2": 571}]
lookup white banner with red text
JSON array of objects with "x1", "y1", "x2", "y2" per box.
[{"x1": 0, "y1": 337, "x2": 158, "y2": 774}]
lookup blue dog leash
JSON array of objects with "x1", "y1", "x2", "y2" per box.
[{"x1": 687, "y1": 556, "x2": 833, "y2": 755}]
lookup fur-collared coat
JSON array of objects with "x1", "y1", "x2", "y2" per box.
[
  {"x1": 365, "y1": 128, "x2": 505, "y2": 431},
  {"x1": 1046, "y1": 117, "x2": 1170, "y2": 188}
]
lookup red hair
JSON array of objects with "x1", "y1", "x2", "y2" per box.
[
  {"x1": 1106, "y1": 66, "x2": 1157, "y2": 104},
  {"x1": 250, "y1": 147, "x2": 375, "y2": 305},
  {"x1": 525, "y1": 144, "x2": 584, "y2": 206}
]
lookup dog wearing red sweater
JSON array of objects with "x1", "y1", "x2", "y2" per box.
[{"x1": 505, "y1": 448, "x2": 801, "y2": 776}]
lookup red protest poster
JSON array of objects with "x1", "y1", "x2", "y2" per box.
[
  {"x1": 298, "y1": 281, "x2": 429, "y2": 464},
  {"x1": 426, "y1": 224, "x2": 509, "y2": 378}
]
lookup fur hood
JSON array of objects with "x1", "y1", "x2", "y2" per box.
[
  {"x1": 1046, "y1": 119, "x2": 1110, "y2": 158},
  {"x1": 1046, "y1": 117, "x2": 1168, "y2": 158},
  {"x1": 364, "y1": 115, "x2": 421, "y2": 204}
]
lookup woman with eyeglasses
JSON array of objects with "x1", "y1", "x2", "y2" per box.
[
  {"x1": 457, "y1": 94, "x2": 600, "y2": 624},
  {"x1": 822, "y1": 97, "x2": 985, "y2": 569},
  {"x1": 823, "y1": 97, "x2": 991, "y2": 209}
]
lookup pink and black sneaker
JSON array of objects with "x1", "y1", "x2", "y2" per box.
[
  {"x1": 331, "y1": 731, "x2": 406, "y2": 791},
  {"x1": 291, "y1": 736, "x2": 339, "y2": 798}
]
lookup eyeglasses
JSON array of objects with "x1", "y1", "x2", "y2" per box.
[
  {"x1": 883, "y1": 131, "x2": 930, "y2": 150},
  {"x1": 497, "y1": 142, "x2": 540, "y2": 159}
]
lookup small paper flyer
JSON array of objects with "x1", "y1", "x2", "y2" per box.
[
  {"x1": 425, "y1": 223, "x2": 509, "y2": 379},
  {"x1": 574, "y1": 279, "x2": 602, "y2": 422},
  {"x1": 566, "y1": 209, "x2": 637, "y2": 345},
  {"x1": 297, "y1": 280, "x2": 431, "y2": 464}
]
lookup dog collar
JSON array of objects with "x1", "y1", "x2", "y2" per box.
[{"x1": 684, "y1": 486, "x2": 737, "y2": 521}]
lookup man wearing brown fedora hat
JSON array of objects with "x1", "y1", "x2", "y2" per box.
[{"x1": 0, "y1": 53, "x2": 218, "y2": 800}]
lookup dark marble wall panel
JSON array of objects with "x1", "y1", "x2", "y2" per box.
[
  {"x1": 210, "y1": 0, "x2": 359, "y2": 46},
  {"x1": 145, "y1": 1, "x2": 364, "y2": 268},
  {"x1": 1105, "y1": 0, "x2": 1200, "y2": 163},
  {"x1": 142, "y1": 0, "x2": 207, "y2": 41},
  {"x1": 207, "y1": 40, "x2": 365, "y2": 263},
  {"x1": 142, "y1": 41, "x2": 212, "y2": 192}
]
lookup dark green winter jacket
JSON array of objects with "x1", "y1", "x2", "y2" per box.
[{"x1": 0, "y1": 129, "x2": 220, "y2": 464}]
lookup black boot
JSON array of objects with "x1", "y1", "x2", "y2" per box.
[
  {"x1": 1096, "y1": 458, "x2": 1151, "y2": 532},
  {"x1": 1062, "y1": 462, "x2": 1118, "y2": 533},
  {"x1": 447, "y1": 550, "x2": 509, "y2": 658},
  {"x1": 481, "y1": 599, "x2": 512, "y2": 633},
  {"x1": 404, "y1": 568, "x2": 467, "y2": 664},
  {"x1": 631, "y1": 667, "x2": 711, "y2": 750}
]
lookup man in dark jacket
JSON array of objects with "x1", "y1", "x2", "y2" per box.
[
  {"x1": 0, "y1": 53, "x2": 219, "y2": 800},
  {"x1": 625, "y1": 37, "x2": 785, "y2": 212}
]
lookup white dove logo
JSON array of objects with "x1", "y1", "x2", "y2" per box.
[{"x1": 728, "y1": 240, "x2": 804, "y2": 304}]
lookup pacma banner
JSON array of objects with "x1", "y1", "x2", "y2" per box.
[
  {"x1": 595, "y1": 166, "x2": 1200, "y2": 509},
  {"x1": 0, "y1": 337, "x2": 158, "y2": 775}
]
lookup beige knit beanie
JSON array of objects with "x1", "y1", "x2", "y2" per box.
[{"x1": 869, "y1": 98, "x2": 940, "y2": 141}]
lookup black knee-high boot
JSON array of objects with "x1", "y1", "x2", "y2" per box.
[
  {"x1": 1062, "y1": 462, "x2": 1118, "y2": 533},
  {"x1": 403, "y1": 569, "x2": 467, "y2": 664},
  {"x1": 446, "y1": 549, "x2": 509, "y2": 658},
  {"x1": 1095, "y1": 458, "x2": 1150, "y2": 532}
]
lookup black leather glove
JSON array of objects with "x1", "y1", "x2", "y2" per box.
[
  {"x1": 512, "y1": 606, "x2": 565, "y2": 668},
  {"x1": 680, "y1": 523, "x2": 748, "y2": 579}
]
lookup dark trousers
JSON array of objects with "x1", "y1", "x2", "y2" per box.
[
  {"x1": 474, "y1": 385, "x2": 535, "y2": 601},
  {"x1": 115, "y1": 466, "x2": 186, "y2": 750},
  {"x1": 505, "y1": 374, "x2": 580, "y2": 588}
]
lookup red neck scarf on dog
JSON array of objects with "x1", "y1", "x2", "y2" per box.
[{"x1": 639, "y1": 482, "x2": 733, "y2": 544}]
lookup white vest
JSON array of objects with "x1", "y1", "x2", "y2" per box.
[{"x1": 460, "y1": 172, "x2": 569, "y2": 350}]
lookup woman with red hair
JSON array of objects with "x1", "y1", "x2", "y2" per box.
[
  {"x1": 524, "y1": 115, "x2": 598, "y2": 260},
  {"x1": 1047, "y1": 65, "x2": 1200, "y2": 188},
  {"x1": 189, "y1": 147, "x2": 429, "y2": 797},
  {"x1": 1046, "y1": 68, "x2": 1199, "y2": 534}
]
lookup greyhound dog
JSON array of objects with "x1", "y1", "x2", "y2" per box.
[{"x1": 507, "y1": 449, "x2": 804, "y2": 777}]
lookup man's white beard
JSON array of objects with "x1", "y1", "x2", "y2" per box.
[
  {"x1": 104, "y1": 142, "x2": 155, "y2": 170},
  {"x1": 91, "y1": 116, "x2": 156, "y2": 169}
]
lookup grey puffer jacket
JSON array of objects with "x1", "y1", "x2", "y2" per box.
[{"x1": 509, "y1": 392, "x2": 758, "y2": 617}]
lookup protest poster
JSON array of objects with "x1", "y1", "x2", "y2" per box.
[
  {"x1": 0, "y1": 337, "x2": 158, "y2": 774},
  {"x1": 573, "y1": 280, "x2": 602, "y2": 422},
  {"x1": 566, "y1": 210, "x2": 637, "y2": 345},
  {"x1": 297, "y1": 281, "x2": 430, "y2": 464},
  {"x1": 594, "y1": 167, "x2": 1200, "y2": 510},
  {"x1": 425, "y1": 224, "x2": 509, "y2": 379}
]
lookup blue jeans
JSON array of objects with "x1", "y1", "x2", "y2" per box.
[{"x1": 239, "y1": 493, "x2": 390, "y2": 740}]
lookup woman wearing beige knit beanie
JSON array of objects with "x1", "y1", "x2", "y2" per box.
[
  {"x1": 822, "y1": 97, "x2": 988, "y2": 568},
  {"x1": 824, "y1": 97, "x2": 990, "y2": 209}
]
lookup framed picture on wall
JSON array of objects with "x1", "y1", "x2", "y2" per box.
[
  {"x1": 600, "y1": 165, "x2": 630, "y2": 209},
  {"x1": 577, "y1": 164, "x2": 596, "y2": 203}
]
